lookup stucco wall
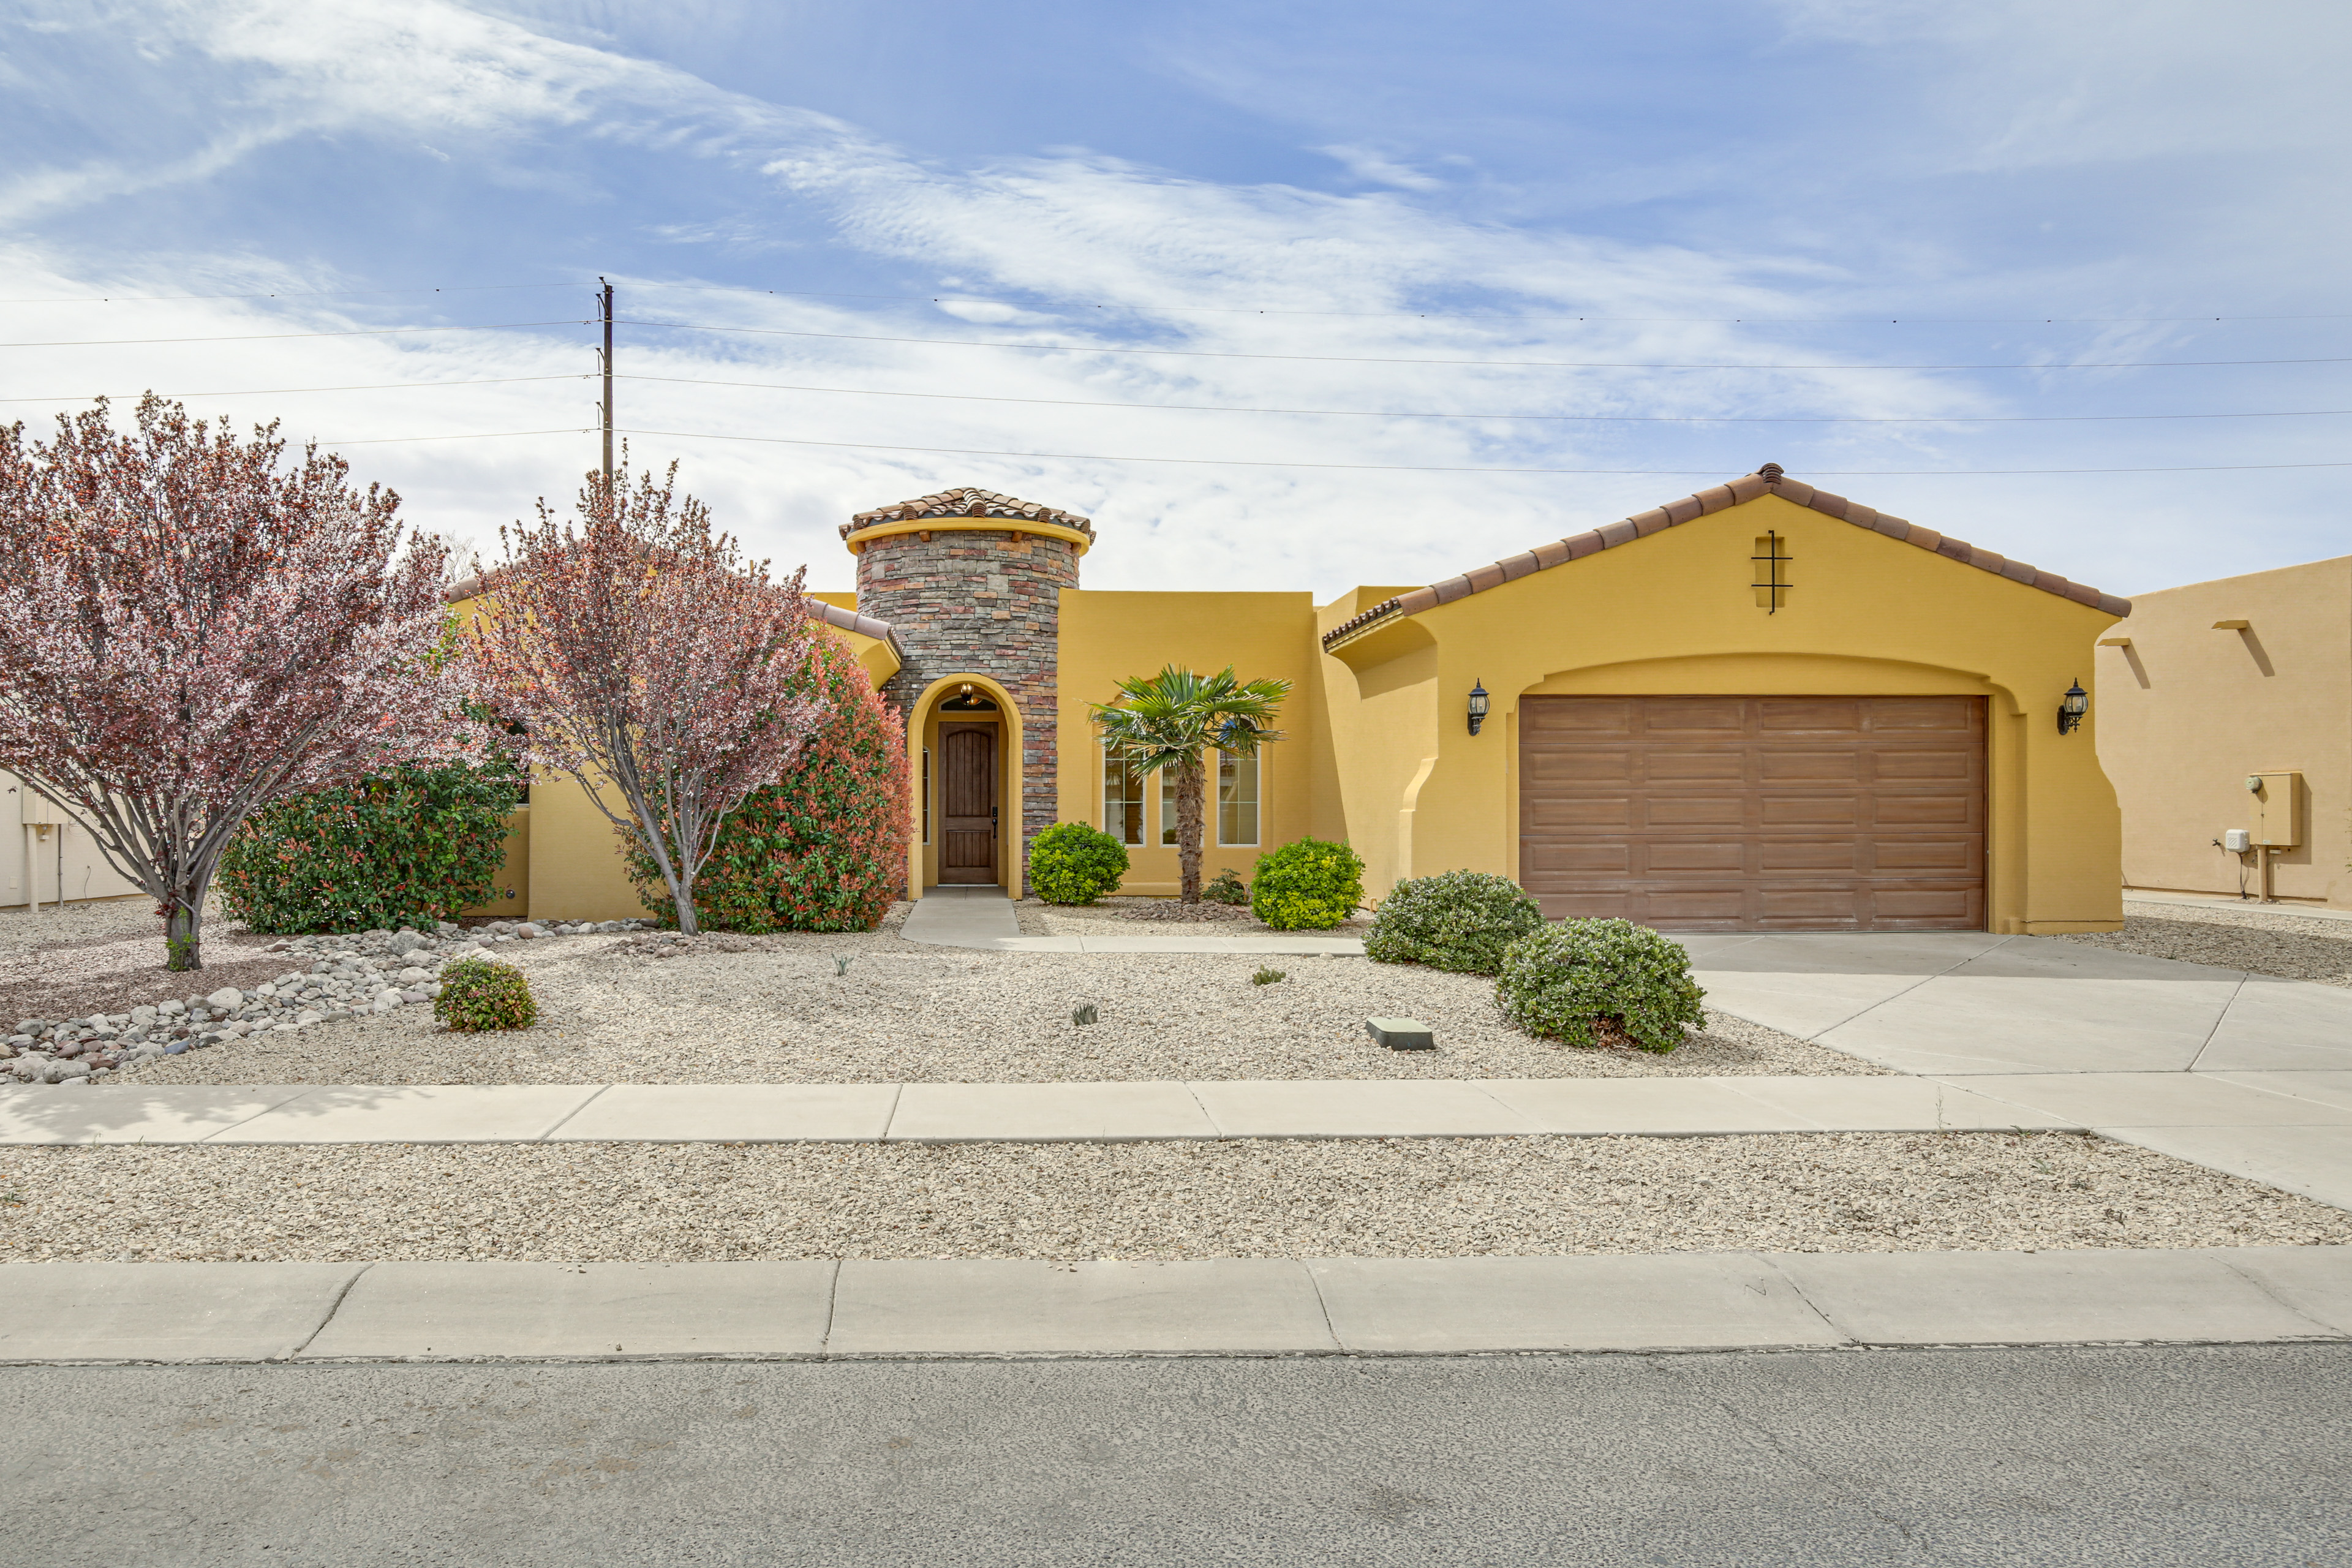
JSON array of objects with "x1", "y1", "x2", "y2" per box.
[
  {"x1": 1054, "y1": 590, "x2": 1321, "y2": 897},
  {"x1": 0, "y1": 771, "x2": 145, "y2": 910},
  {"x1": 2094, "y1": 556, "x2": 2351, "y2": 907},
  {"x1": 1321, "y1": 492, "x2": 2127, "y2": 933}
]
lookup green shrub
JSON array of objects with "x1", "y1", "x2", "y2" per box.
[
  {"x1": 217, "y1": 755, "x2": 524, "y2": 934},
  {"x1": 1494, "y1": 919, "x2": 1706, "y2": 1052},
  {"x1": 1365, "y1": 869, "x2": 1547, "y2": 975},
  {"x1": 1202, "y1": 867, "x2": 1250, "y2": 905},
  {"x1": 1248, "y1": 837, "x2": 1365, "y2": 931},
  {"x1": 1251, "y1": 966, "x2": 1285, "y2": 986},
  {"x1": 434, "y1": 957, "x2": 538, "y2": 1032},
  {"x1": 1028, "y1": 821, "x2": 1130, "y2": 905},
  {"x1": 622, "y1": 636, "x2": 910, "y2": 933}
]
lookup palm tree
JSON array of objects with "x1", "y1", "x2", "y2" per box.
[{"x1": 1091, "y1": 665, "x2": 1291, "y2": 903}]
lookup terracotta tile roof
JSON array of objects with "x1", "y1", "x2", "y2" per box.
[
  {"x1": 1320, "y1": 464, "x2": 2131, "y2": 650},
  {"x1": 444, "y1": 573, "x2": 901, "y2": 658},
  {"x1": 842, "y1": 487, "x2": 1095, "y2": 541}
]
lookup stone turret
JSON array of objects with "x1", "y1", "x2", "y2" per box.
[{"x1": 843, "y1": 488, "x2": 1093, "y2": 880}]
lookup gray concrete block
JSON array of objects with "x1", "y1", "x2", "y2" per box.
[
  {"x1": 0, "y1": 1263, "x2": 360, "y2": 1362},
  {"x1": 828, "y1": 1259, "x2": 1336, "y2": 1355},
  {"x1": 1187, "y1": 1079, "x2": 1542, "y2": 1137},
  {"x1": 301, "y1": 1261, "x2": 837, "y2": 1359},
  {"x1": 217, "y1": 1084, "x2": 606, "y2": 1144},
  {"x1": 887, "y1": 1081, "x2": 1217, "y2": 1141},
  {"x1": 1365, "y1": 1017, "x2": 1433, "y2": 1050},
  {"x1": 1308, "y1": 1253, "x2": 1846, "y2": 1352},
  {"x1": 551, "y1": 1084, "x2": 898, "y2": 1142},
  {"x1": 1774, "y1": 1248, "x2": 2340, "y2": 1346},
  {"x1": 2209, "y1": 1246, "x2": 2352, "y2": 1334},
  {"x1": 0, "y1": 1085, "x2": 309, "y2": 1145}
]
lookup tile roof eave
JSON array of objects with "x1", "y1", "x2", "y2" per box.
[
  {"x1": 1317, "y1": 467, "x2": 2131, "y2": 651},
  {"x1": 442, "y1": 574, "x2": 902, "y2": 660}
]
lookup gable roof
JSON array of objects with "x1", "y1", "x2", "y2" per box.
[
  {"x1": 843, "y1": 487, "x2": 1095, "y2": 543},
  {"x1": 1321, "y1": 464, "x2": 2131, "y2": 651}
]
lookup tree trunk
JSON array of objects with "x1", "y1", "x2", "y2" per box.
[
  {"x1": 165, "y1": 897, "x2": 203, "y2": 971},
  {"x1": 1175, "y1": 755, "x2": 1207, "y2": 902},
  {"x1": 673, "y1": 867, "x2": 701, "y2": 935}
]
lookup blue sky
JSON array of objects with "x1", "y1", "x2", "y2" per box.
[{"x1": 3, "y1": 0, "x2": 2346, "y2": 598}]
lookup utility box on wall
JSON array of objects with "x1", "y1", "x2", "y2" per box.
[{"x1": 2249, "y1": 771, "x2": 2305, "y2": 848}]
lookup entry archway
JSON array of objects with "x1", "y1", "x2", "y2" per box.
[{"x1": 904, "y1": 673, "x2": 1025, "y2": 898}]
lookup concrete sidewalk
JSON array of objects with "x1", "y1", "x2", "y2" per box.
[
  {"x1": 0, "y1": 1074, "x2": 2096, "y2": 1145},
  {"x1": 900, "y1": 885, "x2": 1366, "y2": 955},
  {"x1": 5, "y1": 1246, "x2": 2347, "y2": 1362}
]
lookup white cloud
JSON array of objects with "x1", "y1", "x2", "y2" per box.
[{"x1": 1317, "y1": 144, "x2": 1444, "y2": 192}]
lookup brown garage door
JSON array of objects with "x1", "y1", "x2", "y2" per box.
[{"x1": 1518, "y1": 696, "x2": 1986, "y2": 932}]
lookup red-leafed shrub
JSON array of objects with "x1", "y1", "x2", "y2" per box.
[{"x1": 622, "y1": 635, "x2": 908, "y2": 932}]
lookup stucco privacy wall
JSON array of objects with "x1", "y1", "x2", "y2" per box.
[
  {"x1": 2095, "y1": 556, "x2": 2351, "y2": 908},
  {"x1": 1054, "y1": 590, "x2": 1322, "y2": 896},
  {"x1": 1321, "y1": 490, "x2": 2128, "y2": 934},
  {"x1": 1, "y1": 770, "x2": 144, "y2": 910}
]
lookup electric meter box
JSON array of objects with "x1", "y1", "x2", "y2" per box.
[
  {"x1": 14, "y1": 783, "x2": 67, "y2": 827},
  {"x1": 2249, "y1": 771, "x2": 2305, "y2": 848}
]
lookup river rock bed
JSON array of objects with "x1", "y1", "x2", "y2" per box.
[{"x1": 4, "y1": 917, "x2": 648, "y2": 1084}]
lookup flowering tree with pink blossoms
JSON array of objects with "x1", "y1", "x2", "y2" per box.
[
  {"x1": 462, "y1": 461, "x2": 824, "y2": 936},
  {"x1": 0, "y1": 395, "x2": 475, "y2": 971}
]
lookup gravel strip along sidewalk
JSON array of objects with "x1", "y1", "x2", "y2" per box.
[
  {"x1": 4, "y1": 1133, "x2": 2342, "y2": 1263},
  {"x1": 100, "y1": 930, "x2": 1868, "y2": 1087},
  {"x1": 2057, "y1": 899, "x2": 2352, "y2": 988}
]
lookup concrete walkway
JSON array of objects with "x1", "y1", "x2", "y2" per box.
[
  {"x1": 7, "y1": 1246, "x2": 2350, "y2": 1362},
  {"x1": 900, "y1": 885, "x2": 1366, "y2": 955}
]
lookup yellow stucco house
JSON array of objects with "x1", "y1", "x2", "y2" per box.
[{"x1": 468, "y1": 464, "x2": 2132, "y2": 934}]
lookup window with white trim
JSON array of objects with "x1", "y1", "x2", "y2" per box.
[
  {"x1": 1217, "y1": 748, "x2": 1260, "y2": 846},
  {"x1": 1160, "y1": 766, "x2": 1180, "y2": 846},
  {"x1": 1103, "y1": 750, "x2": 1144, "y2": 845}
]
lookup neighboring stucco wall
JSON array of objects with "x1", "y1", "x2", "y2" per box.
[
  {"x1": 461, "y1": 807, "x2": 531, "y2": 918},
  {"x1": 0, "y1": 771, "x2": 145, "y2": 910},
  {"x1": 1055, "y1": 590, "x2": 1322, "y2": 897},
  {"x1": 521, "y1": 769, "x2": 644, "y2": 922},
  {"x1": 1321, "y1": 492, "x2": 2126, "y2": 933},
  {"x1": 2095, "y1": 556, "x2": 2351, "y2": 907}
]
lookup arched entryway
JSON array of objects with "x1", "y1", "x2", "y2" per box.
[{"x1": 904, "y1": 673, "x2": 1026, "y2": 898}]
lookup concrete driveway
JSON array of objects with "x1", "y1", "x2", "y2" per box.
[{"x1": 1683, "y1": 932, "x2": 2352, "y2": 1077}]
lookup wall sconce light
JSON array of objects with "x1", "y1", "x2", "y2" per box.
[
  {"x1": 2057, "y1": 679, "x2": 2089, "y2": 735},
  {"x1": 1467, "y1": 680, "x2": 1490, "y2": 736}
]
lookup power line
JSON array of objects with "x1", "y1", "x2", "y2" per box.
[
  {"x1": 0, "y1": 375, "x2": 588, "y2": 404},
  {"x1": 10, "y1": 276, "x2": 2345, "y2": 325},
  {"x1": 0, "y1": 368, "x2": 2343, "y2": 425},
  {"x1": 326, "y1": 427, "x2": 589, "y2": 446},
  {"x1": 622, "y1": 322, "x2": 2352, "y2": 371},
  {"x1": 0, "y1": 284, "x2": 592, "y2": 305},
  {"x1": 618, "y1": 373, "x2": 2352, "y2": 425},
  {"x1": 0, "y1": 322, "x2": 587, "y2": 348},
  {"x1": 606, "y1": 424, "x2": 2352, "y2": 476}
]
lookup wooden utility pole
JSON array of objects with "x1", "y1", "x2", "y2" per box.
[{"x1": 597, "y1": 277, "x2": 615, "y2": 483}]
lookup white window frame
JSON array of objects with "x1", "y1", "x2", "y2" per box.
[
  {"x1": 1102, "y1": 747, "x2": 1145, "y2": 846},
  {"x1": 1216, "y1": 747, "x2": 1261, "y2": 848}
]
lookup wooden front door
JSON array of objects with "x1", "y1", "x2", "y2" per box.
[
  {"x1": 938, "y1": 723, "x2": 999, "y2": 884},
  {"x1": 1518, "y1": 695, "x2": 1986, "y2": 931}
]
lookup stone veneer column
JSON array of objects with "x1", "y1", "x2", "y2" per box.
[{"x1": 853, "y1": 527, "x2": 1082, "y2": 886}]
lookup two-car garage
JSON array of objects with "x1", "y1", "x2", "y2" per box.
[{"x1": 1518, "y1": 695, "x2": 1988, "y2": 932}]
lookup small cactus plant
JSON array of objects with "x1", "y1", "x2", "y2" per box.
[
  {"x1": 1071, "y1": 1001, "x2": 1099, "y2": 1026},
  {"x1": 1251, "y1": 967, "x2": 1286, "y2": 986}
]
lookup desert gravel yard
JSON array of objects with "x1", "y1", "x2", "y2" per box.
[
  {"x1": 107, "y1": 927, "x2": 1873, "y2": 1085},
  {"x1": 2, "y1": 1132, "x2": 2342, "y2": 1262},
  {"x1": 2058, "y1": 898, "x2": 2352, "y2": 987}
]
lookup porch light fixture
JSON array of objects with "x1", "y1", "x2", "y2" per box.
[
  {"x1": 2057, "y1": 680, "x2": 2089, "y2": 735},
  {"x1": 1467, "y1": 680, "x2": 1490, "y2": 736}
]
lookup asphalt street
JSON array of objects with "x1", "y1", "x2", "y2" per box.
[{"x1": 2, "y1": 1345, "x2": 2348, "y2": 1566}]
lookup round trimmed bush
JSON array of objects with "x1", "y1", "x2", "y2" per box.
[
  {"x1": 1029, "y1": 821, "x2": 1129, "y2": 905},
  {"x1": 434, "y1": 957, "x2": 538, "y2": 1032},
  {"x1": 1365, "y1": 869, "x2": 1546, "y2": 974},
  {"x1": 1494, "y1": 919, "x2": 1706, "y2": 1052},
  {"x1": 1248, "y1": 837, "x2": 1365, "y2": 930}
]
